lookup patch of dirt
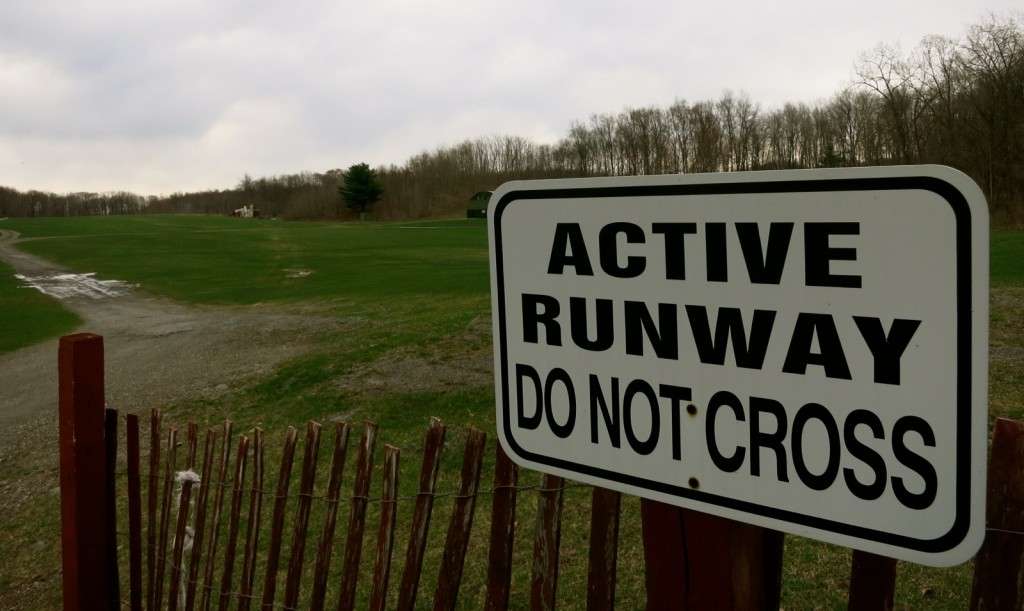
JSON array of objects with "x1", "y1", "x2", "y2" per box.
[
  {"x1": 0, "y1": 230, "x2": 344, "y2": 458},
  {"x1": 333, "y1": 314, "x2": 493, "y2": 397}
]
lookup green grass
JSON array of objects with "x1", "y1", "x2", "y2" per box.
[
  {"x1": 4, "y1": 215, "x2": 489, "y2": 306},
  {"x1": 991, "y1": 230, "x2": 1024, "y2": 285},
  {"x1": 1, "y1": 215, "x2": 1021, "y2": 609},
  {"x1": 1, "y1": 215, "x2": 489, "y2": 359},
  {"x1": 0, "y1": 259, "x2": 82, "y2": 353}
]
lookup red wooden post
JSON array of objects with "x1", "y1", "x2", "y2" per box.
[
  {"x1": 641, "y1": 501, "x2": 782, "y2": 610},
  {"x1": 58, "y1": 333, "x2": 112, "y2": 611}
]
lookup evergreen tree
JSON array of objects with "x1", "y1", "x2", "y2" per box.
[{"x1": 338, "y1": 163, "x2": 383, "y2": 217}]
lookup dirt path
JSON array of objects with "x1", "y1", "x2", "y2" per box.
[
  {"x1": 0, "y1": 230, "x2": 344, "y2": 606},
  {"x1": 0, "y1": 229, "x2": 339, "y2": 455}
]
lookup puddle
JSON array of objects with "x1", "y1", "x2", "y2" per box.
[{"x1": 15, "y1": 272, "x2": 136, "y2": 299}]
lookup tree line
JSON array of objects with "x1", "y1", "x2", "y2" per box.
[
  {"x1": 0, "y1": 187, "x2": 151, "y2": 218},
  {"x1": 1, "y1": 13, "x2": 1020, "y2": 226}
]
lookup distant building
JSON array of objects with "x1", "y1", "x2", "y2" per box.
[{"x1": 466, "y1": 191, "x2": 492, "y2": 218}]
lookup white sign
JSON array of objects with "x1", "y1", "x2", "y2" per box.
[{"x1": 488, "y1": 166, "x2": 988, "y2": 566}]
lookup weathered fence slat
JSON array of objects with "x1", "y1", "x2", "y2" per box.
[
  {"x1": 218, "y1": 434, "x2": 250, "y2": 611},
  {"x1": 433, "y1": 427, "x2": 487, "y2": 611},
  {"x1": 184, "y1": 428, "x2": 218, "y2": 611},
  {"x1": 586, "y1": 487, "x2": 620, "y2": 611},
  {"x1": 238, "y1": 428, "x2": 265, "y2": 611},
  {"x1": 168, "y1": 424, "x2": 200, "y2": 611},
  {"x1": 126, "y1": 413, "x2": 143, "y2": 611},
  {"x1": 58, "y1": 333, "x2": 110, "y2": 611},
  {"x1": 87, "y1": 344, "x2": 1024, "y2": 611},
  {"x1": 970, "y1": 417, "x2": 1024, "y2": 609},
  {"x1": 201, "y1": 420, "x2": 233, "y2": 611},
  {"x1": 284, "y1": 421, "x2": 323, "y2": 609},
  {"x1": 309, "y1": 422, "x2": 352, "y2": 611},
  {"x1": 154, "y1": 427, "x2": 178, "y2": 611},
  {"x1": 260, "y1": 425, "x2": 299, "y2": 609},
  {"x1": 397, "y1": 417, "x2": 447, "y2": 611},
  {"x1": 104, "y1": 408, "x2": 121, "y2": 608},
  {"x1": 484, "y1": 442, "x2": 519, "y2": 611},
  {"x1": 64, "y1": 331, "x2": 1024, "y2": 611},
  {"x1": 187, "y1": 422, "x2": 199, "y2": 468},
  {"x1": 531, "y1": 473, "x2": 565, "y2": 611},
  {"x1": 338, "y1": 421, "x2": 380, "y2": 611},
  {"x1": 370, "y1": 445, "x2": 402, "y2": 611},
  {"x1": 146, "y1": 408, "x2": 161, "y2": 611}
]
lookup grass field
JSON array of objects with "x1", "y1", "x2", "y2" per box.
[{"x1": 1, "y1": 215, "x2": 1021, "y2": 609}]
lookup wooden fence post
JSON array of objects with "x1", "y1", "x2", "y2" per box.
[
  {"x1": 58, "y1": 333, "x2": 113, "y2": 611},
  {"x1": 641, "y1": 501, "x2": 783, "y2": 610},
  {"x1": 587, "y1": 487, "x2": 621, "y2": 611},
  {"x1": 970, "y1": 417, "x2": 1024, "y2": 609},
  {"x1": 848, "y1": 551, "x2": 897, "y2": 610}
]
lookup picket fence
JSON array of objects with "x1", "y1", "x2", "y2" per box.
[
  {"x1": 58, "y1": 333, "x2": 1024, "y2": 610},
  {"x1": 110, "y1": 411, "x2": 582, "y2": 611}
]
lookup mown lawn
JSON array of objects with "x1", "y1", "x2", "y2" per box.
[{"x1": 0, "y1": 215, "x2": 1021, "y2": 609}]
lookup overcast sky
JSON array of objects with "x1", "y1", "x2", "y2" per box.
[{"x1": 0, "y1": 0, "x2": 1016, "y2": 196}]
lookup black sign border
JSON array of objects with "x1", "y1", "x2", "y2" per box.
[{"x1": 491, "y1": 173, "x2": 975, "y2": 555}]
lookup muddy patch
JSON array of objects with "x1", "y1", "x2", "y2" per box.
[{"x1": 15, "y1": 271, "x2": 136, "y2": 299}]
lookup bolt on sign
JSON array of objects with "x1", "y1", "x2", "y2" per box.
[{"x1": 488, "y1": 166, "x2": 988, "y2": 567}]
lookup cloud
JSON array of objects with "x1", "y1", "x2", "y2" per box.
[
  {"x1": 0, "y1": 52, "x2": 74, "y2": 133},
  {"x1": 0, "y1": 0, "x2": 1017, "y2": 194}
]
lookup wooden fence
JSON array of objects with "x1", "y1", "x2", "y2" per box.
[{"x1": 58, "y1": 333, "x2": 1024, "y2": 610}]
